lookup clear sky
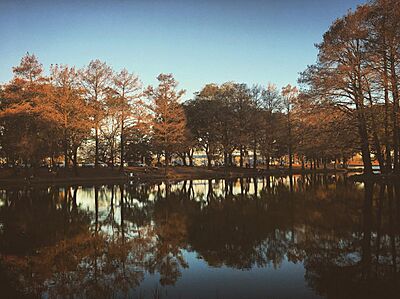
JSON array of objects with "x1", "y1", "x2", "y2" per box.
[{"x1": 0, "y1": 0, "x2": 366, "y2": 100}]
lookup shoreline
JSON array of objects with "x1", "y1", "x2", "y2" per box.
[{"x1": 0, "y1": 166, "x2": 353, "y2": 186}]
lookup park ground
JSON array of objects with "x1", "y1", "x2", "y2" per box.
[{"x1": 0, "y1": 164, "x2": 360, "y2": 186}]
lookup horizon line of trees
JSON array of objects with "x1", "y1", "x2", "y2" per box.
[
  {"x1": 0, "y1": 53, "x2": 357, "y2": 173},
  {"x1": 1, "y1": 0, "x2": 399, "y2": 175}
]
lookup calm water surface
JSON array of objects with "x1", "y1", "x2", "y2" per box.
[{"x1": 0, "y1": 174, "x2": 399, "y2": 299}]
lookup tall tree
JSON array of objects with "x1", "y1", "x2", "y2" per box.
[
  {"x1": 281, "y1": 84, "x2": 298, "y2": 172},
  {"x1": 300, "y1": 8, "x2": 375, "y2": 174},
  {"x1": 186, "y1": 84, "x2": 221, "y2": 168},
  {"x1": 111, "y1": 69, "x2": 141, "y2": 170},
  {"x1": 79, "y1": 60, "x2": 113, "y2": 168},
  {"x1": 145, "y1": 74, "x2": 187, "y2": 166},
  {"x1": 0, "y1": 53, "x2": 54, "y2": 167},
  {"x1": 46, "y1": 64, "x2": 92, "y2": 169}
]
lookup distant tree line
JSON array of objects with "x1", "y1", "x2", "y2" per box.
[{"x1": 0, "y1": 53, "x2": 358, "y2": 172}]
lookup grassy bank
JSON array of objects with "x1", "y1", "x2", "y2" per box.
[{"x1": 0, "y1": 166, "x2": 349, "y2": 186}]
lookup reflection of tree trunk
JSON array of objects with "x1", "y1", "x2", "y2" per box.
[
  {"x1": 95, "y1": 186, "x2": 99, "y2": 233},
  {"x1": 207, "y1": 179, "x2": 213, "y2": 202},
  {"x1": 94, "y1": 185, "x2": 99, "y2": 286},
  {"x1": 362, "y1": 182, "x2": 373, "y2": 280},
  {"x1": 157, "y1": 183, "x2": 161, "y2": 199},
  {"x1": 120, "y1": 185, "x2": 125, "y2": 243},
  {"x1": 63, "y1": 187, "x2": 69, "y2": 237},
  {"x1": 110, "y1": 186, "x2": 115, "y2": 237},
  {"x1": 289, "y1": 174, "x2": 293, "y2": 193},
  {"x1": 166, "y1": 182, "x2": 170, "y2": 199},
  {"x1": 266, "y1": 176, "x2": 271, "y2": 193},
  {"x1": 253, "y1": 177, "x2": 258, "y2": 199},
  {"x1": 387, "y1": 184, "x2": 398, "y2": 274},
  {"x1": 223, "y1": 150, "x2": 228, "y2": 167},
  {"x1": 375, "y1": 184, "x2": 385, "y2": 274},
  {"x1": 181, "y1": 180, "x2": 187, "y2": 196},
  {"x1": 72, "y1": 186, "x2": 78, "y2": 211},
  {"x1": 188, "y1": 180, "x2": 194, "y2": 200}
]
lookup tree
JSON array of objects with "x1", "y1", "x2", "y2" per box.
[
  {"x1": 281, "y1": 84, "x2": 298, "y2": 171},
  {"x1": 46, "y1": 64, "x2": 92, "y2": 169},
  {"x1": 260, "y1": 83, "x2": 283, "y2": 169},
  {"x1": 111, "y1": 69, "x2": 141, "y2": 170},
  {"x1": 0, "y1": 53, "x2": 55, "y2": 167},
  {"x1": 186, "y1": 84, "x2": 222, "y2": 168},
  {"x1": 145, "y1": 74, "x2": 187, "y2": 166},
  {"x1": 79, "y1": 60, "x2": 113, "y2": 168}
]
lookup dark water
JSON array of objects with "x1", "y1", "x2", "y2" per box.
[{"x1": 0, "y1": 174, "x2": 399, "y2": 299}]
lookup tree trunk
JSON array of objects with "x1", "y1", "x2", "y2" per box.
[
  {"x1": 240, "y1": 146, "x2": 244, "y2": 168},
  {"x1": 253, "y1": 144, "x2": 257, "y2": 169},
  {"x1": 188, "y1": 150, "x2": 194, "y2": 167},
  {"x1": 73, "y1": 147, "x2": 78, "y2": 176},
  {"x1": 206, "y1": 151, "x2": 212, "y2": 169},
  {"x1": 367, "y1": 85, "x2": 386, "y2": 173},
  {"x1": 390, "y1": 51, "x2": 400, "y2": 173},
  {"x1": 383, "y1": 49, "x2": 392, "y2": 172},
  {"x1": 165, "y1": 151, "x2": 170, "y2": 167},
  {"x1": 120, "y1": 118, "x2": 124, "y2": 171},
  {"x1": 64, "y1": 128, "x2": 68, "y2": 169},
  {"x1": 357, "y1": 117, "x2": 373, "y2": 175},
  {"x1": 181, "y1": 152, "x2": 187, "y2": 166},
  {"x1": 223, "y1": 150, "x2": 228, "y2": 167},
  {"x1": 288, "y1": 112, "x2": 293, "y2": 172},
  {"x1": 95, "y1": 126, "x2": 99, "y2": 168}
]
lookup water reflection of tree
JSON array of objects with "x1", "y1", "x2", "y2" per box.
[
  {"x1": 1, "y1": 176, "x2": 400, "y2": 298},
  {"x1": 0, "y1": 186, "x2": 150, "y2": 298},
  {"x1": 300, "y1": 182, "x2": 400, "y2": 298}
]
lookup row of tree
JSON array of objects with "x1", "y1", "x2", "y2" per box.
[
  {"x1": 0, "y1": 53, "x2": 359, "y2": 171},
  {"x1": 0, "y1": 55, "x2": 188, "y2": 170}
]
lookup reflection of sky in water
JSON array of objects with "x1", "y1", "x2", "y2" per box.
[{"x1": 134, "y1": 250, "x2": 321, "y2": 299}]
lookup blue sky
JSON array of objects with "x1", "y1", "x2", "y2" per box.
[{"x1": 0, "y1": 0, "x2": 366, "y2": 99}]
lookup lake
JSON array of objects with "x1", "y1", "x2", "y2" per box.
[{"x1": 0, "y1": 174, "x2": 399, "y2": 298}]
